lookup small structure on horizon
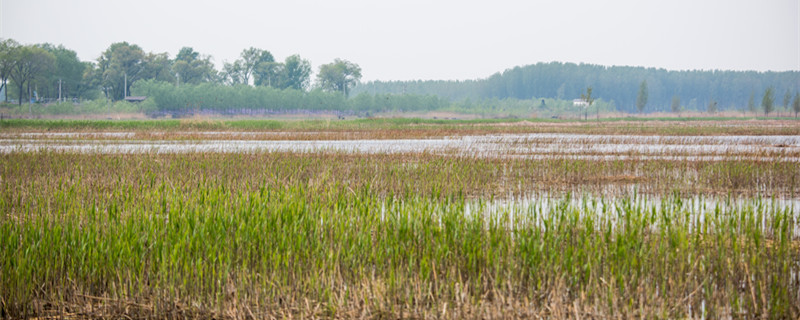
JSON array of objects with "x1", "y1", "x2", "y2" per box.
[
  {"x1": 572, "y1": 99, "x2": 588, "y2": 107},
  {"x1": 124, "y1": 96, "x2": 147, "y2": 103}
]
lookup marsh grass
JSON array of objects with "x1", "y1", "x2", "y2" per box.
[
  {"x1": 1, "y1": 151, "x2": 799, "y2": 318},
  {"x1": 3, "y1": 118, "x2": 800, "y2": 137},
  {"x1": 2, "y1": 152, "x2": 799, "y2": 199}
]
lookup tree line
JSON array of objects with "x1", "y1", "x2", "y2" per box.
[
  {"x1": 3, "y1": 38, "x2": 799, "y2": 117},
  {"x1": 0, "y1": 38, "x2": 362, "y2": 105},
  {"x1": 0, "y1": 37, "x2": 601, "y2": 118},
  {"x1": 354, "y1": 62, "x2": 800, "y2": 115}
]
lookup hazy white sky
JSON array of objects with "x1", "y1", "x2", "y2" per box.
[{"x1": 1, "y1": 0, "x2": 798, "y2": 81}]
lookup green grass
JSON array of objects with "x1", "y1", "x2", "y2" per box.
[
  {"x1": 3, "y1": 117, "x2": 800, "y2": 137},
  {"x1": 597, "y1": 116, "x2": 783, "y2": 122},
  {"x1": 1, "y1": 151, "x2": 798, "y2": 318}
]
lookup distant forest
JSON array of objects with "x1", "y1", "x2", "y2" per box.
[
  {"x1": 1, "y1": 36, "x2": 798, "y2": 116},
  {"x1": 353, "y1": 62, "x2": 800, "y2": 113}
]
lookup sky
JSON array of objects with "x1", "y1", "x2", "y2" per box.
[{"x1": 1, "y1": 0, "x2": 798, "y2": 82}]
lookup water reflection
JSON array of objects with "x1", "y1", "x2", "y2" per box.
[{"x1": 1, "y1": 133, "x2": 798, "y2": 161}]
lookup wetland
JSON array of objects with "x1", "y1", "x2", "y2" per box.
[{"x1": 1, "y1": 119, "x2": 798, "y2": 319}]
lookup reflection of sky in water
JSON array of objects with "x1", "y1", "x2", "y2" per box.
[
  {"x1": 461, "y1": 193, "x2": 800, "y2": 236},
  {"x1": 1, "y1": 133, "x2": 799, "y2": 161}
]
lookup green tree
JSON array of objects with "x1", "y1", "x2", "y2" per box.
[
  {"x1": 747, "y1": 92, "x2": 756, "y2": 114},
  {"x1": 8, "y1": 45, "x2": 55, "y2": 106},
  {"x1": 636, "y1": 80, "x2": 648, "y2": 113},
  {"x1": 37, "y1": 44, "x2": 88, "y2": 101},
  {"x1": 241, "y1": 47, "x2": 274, "y2": 86},
  {"x1": 173, "y1": 47, "x2": 217, "y2": 85},
  {"x1": 0, "y1": 39, "x2": 20, "y2": 102},
  {"x1": 74, "y1": 61, "x2": 98, "y2": 100},
  {"x1": 141, "y1": 52, "x2": 175, "y2": 84},
  {"x1": 278, "y1": 54, "x2": 311, "y2": 91},
  {"x1": 98, "y1": 42, "x2": 146, "y2": 100},
  {"x1": 81, "y1": 61, "x2": 104, "y2": 100},
  {"x1": 670, "y1": 95, "x2": 681, "y2": 115},
  {"x1": 316, "y1": 59, "x2": 361, "y2": 97},
  {"x1": 221, "y1": 61, "x2": 244, "y2": 85},
  {"x1": 793, "y1": 93, "x2": 800, "y2": 118},
  {"x1": 761, "y1": 86, "x2": 774, "y2": 116},
  {"x1": 221, "y1": 48, "x2": 275, "y2": 86},
  {"x1": 253, "y1": 61, "x2": 282, "y2": 87}
]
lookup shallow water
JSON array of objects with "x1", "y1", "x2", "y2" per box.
[
  {"x1": 1, "y1": 132, "x2": 799, "y2": 161},
  {"x1": 464, "y1": 193, "x2": 800, "y2": 236}
]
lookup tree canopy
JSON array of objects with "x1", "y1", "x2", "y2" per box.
[
  {"x1": 97, "y1": 42, "x2": 146, "y2": 100},
  {"x1": 0, "y1": 39, "x2": 20, "y2": 102},
  {"x1": 636, "y1": 80, "x2": 648, "y2": 113},
  {"x1": 762, "y1": 87, "x2": 774, "y2": 116},
  {"x1": 8, "y1": 45, "x2": 55, "y2": 105},
  {"x1": 0, "y1": 39, "x2": 323, "y2": 105},
  {"x1": 37, "y1": 44, "x2": 89, "y2": 100},
  {"x1": 278, "y1": 54, "x2": 312, "y2": 91},
  {"x1": 173, "y1": 47, "x2": 217, "y2": 85},
  {"x1": 316, "y1": 59, "x2": 361, "y2": 97}
]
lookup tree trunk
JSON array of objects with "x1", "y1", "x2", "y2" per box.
[
  {"x1": 27, "y1": 82, "x2": 32, "y2": 116},
  {"x1": 17, "y1": 81, "x2": 24, "y2": 106}
]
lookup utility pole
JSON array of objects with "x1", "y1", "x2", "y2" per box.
[
  {"x1": 58, "y1": 79, "x2": 62, "y2": 102},
  {"x1": 124, "y1": 73, "x2": 127, "y2": 98}
]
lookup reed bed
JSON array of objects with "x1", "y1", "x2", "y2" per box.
[
  {"x1": 1, "y1": 151, "x2": 799, "y2": 319},
  {"x1": 3, "y1": 118, "x2": 800, "y2": 138},
  {"x1": 2, "y1": 151, "x2": 800, "y2": 199}
]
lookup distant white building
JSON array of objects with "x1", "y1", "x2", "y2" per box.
[{"x1": 573, "y1": 99, "x2": 588, "y2": 107}]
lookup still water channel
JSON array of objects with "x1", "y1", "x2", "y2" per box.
[{"x1": 2, "y1": 132, "x2": 799, "y2": 161}]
